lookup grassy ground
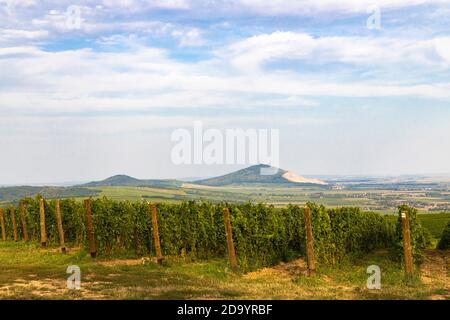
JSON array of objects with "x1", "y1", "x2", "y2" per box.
[{"x1": 0, "y1": 242, "x2": 448, "y2": 300}]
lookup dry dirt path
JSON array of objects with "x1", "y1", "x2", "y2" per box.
[{"x1": 420, "y1": 249, "x2": 449, "y2": 300}]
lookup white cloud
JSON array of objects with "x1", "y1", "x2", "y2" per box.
[
  {"x1": 172, "y1": 28, "x2": 205, "y2": 47},
  {"x1": 0, "y1": 0, "x2": 36, "y2": 11},
  {"x1": 0, "y1": 29, "x2": 49, "y2": 45},
  {"x1": 2, "y1": 0, "x2": 446, "y2": 18},
  {"x1": 1, "y1": 44, "x2": 450, "y2": 120},
  {"x1": 220, "y1": 31, "x2": 450, "y2": 71},
  {"x1": 232, "y1": 0, "x2": 449, "y2": 15},
  {"x1": 1, "y1": 0, "x2": 450, "y2": 183},
  {"x1": 100, "y1": 0, "x2": 189, "y2": 11},
  {"x1": 434, "y1": 37, "x2": 450, "y2": 64}
]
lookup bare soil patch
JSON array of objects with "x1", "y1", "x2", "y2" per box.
[{"x1": 420, "y1": 249, "x2": 450, "y2": 300}]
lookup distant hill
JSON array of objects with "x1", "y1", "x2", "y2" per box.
[
  {"x1": 80, "y1": 175, "x2": 182, "y2": 188},
  {"x1": 0, "y1": 186, "x2": 98, "y2": 203},
  {"x1": 194, "y1": 164, "x2": 327, "y2": 186}
]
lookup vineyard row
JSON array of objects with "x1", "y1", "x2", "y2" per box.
[{"x1": 0, "y1": 196, "x2": 431, "y2": 271}]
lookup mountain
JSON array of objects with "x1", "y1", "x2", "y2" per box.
[
  {"x1": 81, "y1": 168, "x2": 326, "y2": 188},
  {"x1": 194, "y1": 164, "x2": 327, "y2": 186},
  {"x1": 80, "y1": 175, "x2": 182, "y2": 188}
]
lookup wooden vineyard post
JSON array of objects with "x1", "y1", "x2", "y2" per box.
[
  {"x1": 55, "y1": 200, "x2": 66, "y2": 253},
  {"x1": 304, "y1": 206, "x2": 316, "y2": 276},
  {"x1": 134, "y1": 226, "x2": 141, "y2": 256},
  {"x1": 150, "y1": 204, "x2": 164, "y2": 265},
  {"x1": 223, "y1": 208, "x2": 238, "y2": 271},
  {"x1": 401, "y1": 211, "x2": 414, "y2": 281},
  {"x1": 39, "y1": 198, "x2": 47, "y2": 247},
  {"x1": 19, "y1": 202, "x2": 28, "y2": 241},
  {"x1": 0, "y1": 208, "x2": 5, "y2": 241},
  {"x1": 84, "y1": 199, "x2": 97, "y2": 258},
  {"x1": 10, "y1": 207, "x2": 18, "y2": 242}
]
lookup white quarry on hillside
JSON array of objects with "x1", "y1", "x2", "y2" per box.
[{"x1": 282, "y1": 171, "x2": 328, "y2": 185}]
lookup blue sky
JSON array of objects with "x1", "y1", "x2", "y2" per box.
[{"x1": 0, "y1": 0, "x2": 449, "y2": 184}]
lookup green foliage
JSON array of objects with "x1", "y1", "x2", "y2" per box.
[
  {"x1": 417, "y1": 213, "x2": 450, "y2": 240},
  {"x1": 2, "y1": 206, "x2": 16, "y2": 240},
  {"x1": 230, "y1": 203, "x2": 304, "y2": 270},
  {"x1": 393, "y1": 205, "x2": 432, "y2": 264},
  {"x1": 157, "y1": 201, "x2": 225, "y2": 259},
  {"x1": 437, "y1": 220, "x2": 450, "y2": 250},
  {"x1": 309, "y1": 204, "x2": 395, "y2": 265},
  {"x1": 0, "y1": 198, "x2": 429, "y2": 271},
  {"x1": 308, "y1": 203, "x2": 333, "y2": 264},
  {"x1": 59, "y1": 199, "x2": 86, "y2": 245}
]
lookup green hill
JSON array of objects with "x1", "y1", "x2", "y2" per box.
[
  {"x1": 0, "y1": 186, "x2": 98, "y2": 203},
  {"x1": 194, "y1": 164, "x2": 327, "y2": 187},
  {"x1": 81, "y1": 175, "x2": 182, "y2": 188}
]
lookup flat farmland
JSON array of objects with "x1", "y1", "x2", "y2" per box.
[{"x1": 86, "y1": 184, "x2": 450, "y2": 214}]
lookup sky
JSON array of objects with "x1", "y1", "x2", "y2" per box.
[{"x1": 0, "y1": 0, "x2": 450, "y2": 184}]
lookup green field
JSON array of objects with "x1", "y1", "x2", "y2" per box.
[
  {"x1": 87, "y1": 185, "x2": 450, "y2": 214},
  {"x1": 2, "y1": 182, "x2": 449, "y2": 214}
]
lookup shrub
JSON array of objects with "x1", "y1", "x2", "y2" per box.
[{"x1": 437, "y1": 220, "x2": 450, "y2": 250}]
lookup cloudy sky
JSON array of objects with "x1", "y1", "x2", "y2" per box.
[{"x1": 0, "y1": 0, "x2": 449, "y2": 184}]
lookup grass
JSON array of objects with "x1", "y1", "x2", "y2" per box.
[
  {"x1": 0, "y1": 242, "x2": 448, "y2": 300},
  {"x1": 418, "y1": 213, "x2": 450, "y2": 239}
]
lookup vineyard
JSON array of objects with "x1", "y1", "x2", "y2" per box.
[
  {"x1": 0, "y1": 196, "x2": 434, "y2": 272},
  {"x1": 438, "y1": 220, "x2": 450, "y2": 250}
]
